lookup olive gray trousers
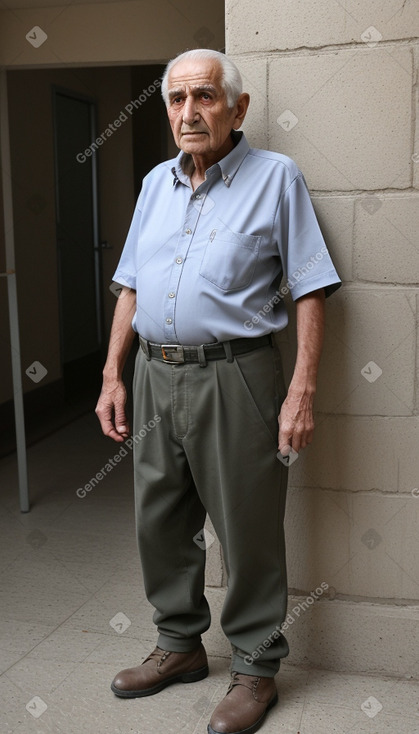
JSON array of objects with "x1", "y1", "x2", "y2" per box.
[{"x1": 132, "y1": 339, "x2": 289, "y2": 677}]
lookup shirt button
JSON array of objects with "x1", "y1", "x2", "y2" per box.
[
  {"x1": 175, "y1": 257, "x2": 183, "y2": 264},
  {"x1": 168, "y1": 292, "x2": 175, "y2": 298},
  {"x1": 185, "y1": 228, "x2": 192, "y2": 234},
  {"x1": 166, "y1": 318, "x2": 172, "y2": 324}
]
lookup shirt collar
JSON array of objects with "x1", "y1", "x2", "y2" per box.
[{"x1": 172, "y1": 131, "x2": 249, "y2": 189}]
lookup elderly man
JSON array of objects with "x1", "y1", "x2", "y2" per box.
[{"x1": 96, "y1": 48, "x2": 340, "y2": 734}]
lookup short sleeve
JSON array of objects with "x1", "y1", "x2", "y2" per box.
[
  {"x1": 277, "y1": 172, "x2": 341, "y2": 300},
  {"x1": 112, "y1": 196, "x2": 142, "y2": 290}
]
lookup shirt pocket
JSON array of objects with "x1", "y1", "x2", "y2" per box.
[{"x1": 199, "y1": 229, "x2": 261, "y2": 291}]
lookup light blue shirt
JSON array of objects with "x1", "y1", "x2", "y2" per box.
[{"x1": 113, "y1": 132, "x2": 341, "y2": 345}]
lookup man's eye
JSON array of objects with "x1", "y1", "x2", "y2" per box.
[{"x1": 201, "y1": 93, "x2": 211, "y2": 100}]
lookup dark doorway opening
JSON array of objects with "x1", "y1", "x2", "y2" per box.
[{"x1": 53, "y1": 87, "x2": 103, "y2": 402}]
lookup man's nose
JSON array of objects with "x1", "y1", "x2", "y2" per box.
[{"x1": 182, "y1": 95, "x2": 199, "y2": 125}]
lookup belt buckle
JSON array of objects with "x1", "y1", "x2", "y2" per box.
[{"x1": 161, "y1": 344, "x2": 185, "y2": 363}]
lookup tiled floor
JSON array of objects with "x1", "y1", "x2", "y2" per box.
[{"x1": 1, "y1": 414, "x2": 418, "y2": 733}]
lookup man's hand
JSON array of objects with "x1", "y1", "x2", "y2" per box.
[
  {"x1": 277, "y1": 288, "x2": 325, "y2": 458},
  {"x1": 96, "y1": 378, "x2": 130, "y2": 442},
  {"x1": 96, "y1": 285, "x2": 137, "y2": 442},
  {"x1": 278, "y1": 389, "x2": 314, "y2": 455}
]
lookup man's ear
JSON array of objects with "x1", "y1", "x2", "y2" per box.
[{"x1": 232, "y1": 93, "x2": 250, "y2": 130}]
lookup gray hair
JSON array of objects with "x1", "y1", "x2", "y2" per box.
[{"x1": 161, "y1": 49, "x2": 243, "y2": 109}]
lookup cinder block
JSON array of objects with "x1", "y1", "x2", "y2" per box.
[
  {"x1": 285, "y1": 486, "x2": 350, "y2": 592},
  {"x1": 230, "y1": 56, "x2": 268, "y2": 150},
  {"x1": 311, "y1": 196, "x2": 354, "y2": 282},
  {"x1": 354, "y1": 195, "x2": 419, "y2": 284},
  {"x1": 286, "y1": 596, "x2": 419, "y2": 676},
  {"x1": 267, "y1": 47, "x2": 412, "y2": 190},
  {"x1": 413, "y1": 46, "x2": 419, "y2": 190},
  {"x1": 285, "y1": 486, "x2": 419, "y2": 600},
  {"x1": 315, "y1": 286, "x2": 416, "y2": 415},
  {"x1": 288, "y1": 415, "x2": 419, "y2": 494},
  {"x1": 278, "y1": 284, "x2": 416, "y2": 415},
  {"x1": 417, "y1": 294, "x2": 419, "y2": 415},
  {"x1": 226, "y1": 0, "x2": 419, "y2": 54}
]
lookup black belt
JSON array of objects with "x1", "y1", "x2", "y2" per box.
[{"x1": 139, "y1": 334, "x2": 273, "y2": 365}]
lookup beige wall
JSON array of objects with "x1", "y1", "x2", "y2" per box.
[{"x1": 227, "y1": 0, "x2": 419, "y2": 673}]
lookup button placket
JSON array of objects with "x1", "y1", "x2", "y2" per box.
[{"x1": 163, "y1": 195, "x2": 203, "y2": 341}]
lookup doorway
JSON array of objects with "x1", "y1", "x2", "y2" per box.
[
  {"x1": 0, "y1": 65, "x2": 168, "y2": 455},
  {"x1": 52, "y1": 88, "x2": 102, "y2": 400}
]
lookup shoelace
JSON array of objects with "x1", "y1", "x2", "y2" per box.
[
  {"x1": 143, "y1": 648, "x2": 172, "y2": 669},
  {"x1": 229, "y1": 672, "x2": 261, "y2": 694}
]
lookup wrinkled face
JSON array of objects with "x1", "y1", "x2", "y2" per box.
[{"x1": 166, "y1": 57, "x2": 241, "y2": 160}]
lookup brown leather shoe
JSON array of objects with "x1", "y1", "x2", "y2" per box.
[
  {"x1": 208, "y1": 672, "x2": 278, "y2": 734},
  {"x1": 111, "y1": 644, "x2": 208, "y2": 698}
]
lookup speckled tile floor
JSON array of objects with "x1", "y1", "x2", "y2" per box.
[{"x1": 1, "y1": 414, "x2": 418, "y2": 733}]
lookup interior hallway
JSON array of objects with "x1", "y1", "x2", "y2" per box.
[{"x1": 1, "y1": 414, "x2": 418, "y2": 734}]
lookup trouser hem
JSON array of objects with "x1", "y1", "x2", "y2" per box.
[
  {"x1": 157, "y1": 633, "x2": 203, "y2": 653},
  {"x1": 231, "y1": 654, "x2": 281, "y2": 678}
]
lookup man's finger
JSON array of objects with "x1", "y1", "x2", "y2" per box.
[
  {"x1": 291, "y1": 434, "x2": 302, "y2": 453},
  {"x1": 115, "y1": 420, "x2": 129, "y2": 434},
  {"x1": 278, "y1": 423, "x2": 293, "y2": 452},
  {"x1": 278, "y1": 443, "x2": 291, "y2": 456},
  {"x1": 96, "y1": 408, "x2": 128, "y2": 442},
  {"x1": 103, "y1": 423, "x2": 127, "y2": 442},
  {"x1": 298, "y1": 430, "x2": 313, "y2": 450}
]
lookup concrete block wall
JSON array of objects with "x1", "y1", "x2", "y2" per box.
[{"x1": 227, "y1": 1, "x2": 419, "y2": 675}]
